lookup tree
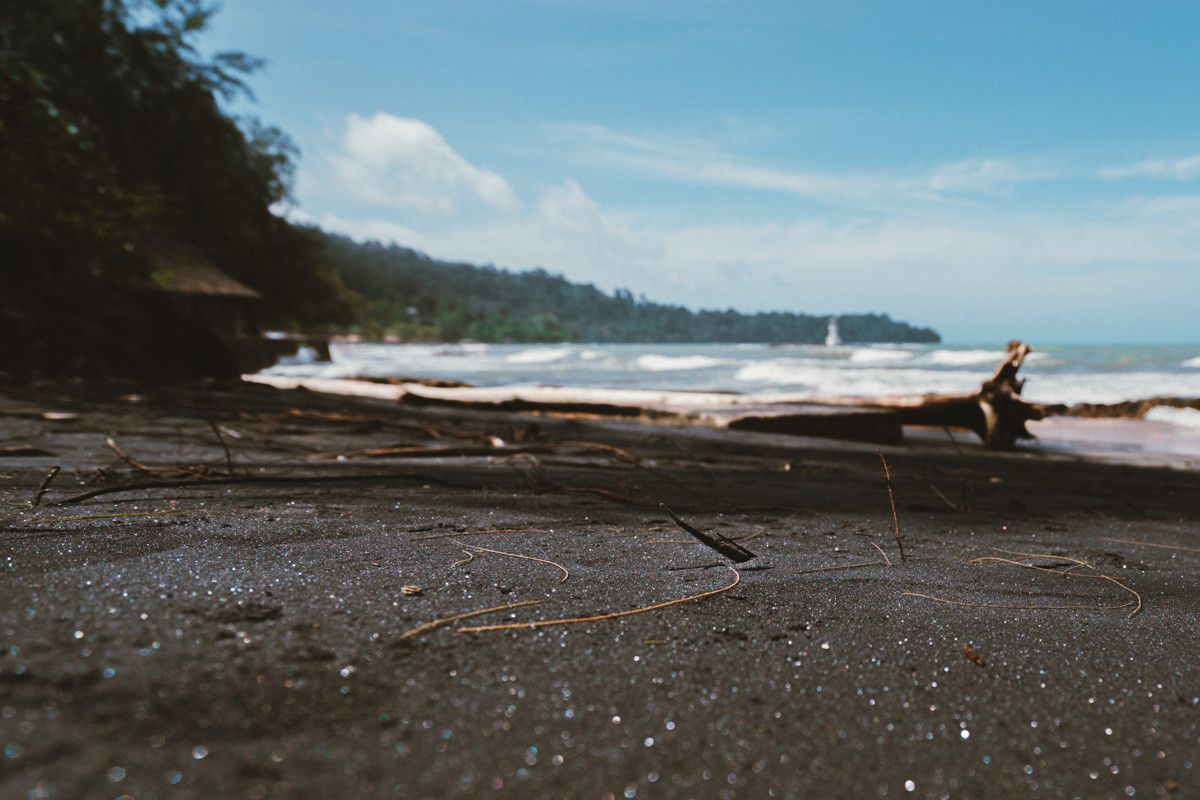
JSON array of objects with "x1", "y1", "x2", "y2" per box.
[{"x1": 0, "y1": 0, "x2": 355, "y2": 378}]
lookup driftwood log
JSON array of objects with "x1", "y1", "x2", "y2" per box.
[{"x1": 892, "y1": 340, "x2": 1053, "y2": 450}]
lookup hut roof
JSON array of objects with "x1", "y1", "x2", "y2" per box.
[{"x1": 142, "y1": 240, "x2": 260, "y2": 299}]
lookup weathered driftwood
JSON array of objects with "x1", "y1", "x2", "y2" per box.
[{"x1": 892, "y1": 340, "x2": 1051, "y2": 450}]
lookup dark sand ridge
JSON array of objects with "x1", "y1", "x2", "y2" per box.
[{"x1": 1, "y1": 381, "x2": 1198, "y2": 799}]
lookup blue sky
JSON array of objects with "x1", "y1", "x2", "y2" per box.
[{"x1": 205, "y1": 1, "x2": 1200, "y2": 343}]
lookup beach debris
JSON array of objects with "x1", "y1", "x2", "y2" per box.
[
  {"x1": 208, "y1": 420, "x2": 237, "y2": 474},
  {"x1": 410, "y1": 528, "x2": 551, "y2": 542},
  {"x1": 401, "y1": 585, "x2": 424, "y2": 596},
  {"x1": 461, "y1": 544, "x2": 570, "y2": 583},
  {"x1": 878, "y1": 452, "x2": 905, "y2": 562},
  {"x1": 962, "y1": 644, "x2": 986, "y2": 666},
  {"x1": 106, "y1": 436, "x2": 154, "y2": 473},
  {"x1": 901, "y1": 550, "x2": 1142, "y2": 618},
  {"x1": 659, "y1": 503, "x2": 757, "y2": 563},
  {"x1": 458, "y1": 565, "x2": 741, "y2": 633},
  {"x1": 0, "y1": 445, "x2": 58, "y2": 457},
  {"x1": 887, "y1": 340, "x2": 1055, "y2": 450},
  {"x1": 1099, "y1": 536, "x2": 1200, "y2": 554},
  {"x1": 30, "y1": 465, "x2": 60, "y2": 508},
  {"x1": 398, "y1": 600, "x2": 541, "y2": 641}
]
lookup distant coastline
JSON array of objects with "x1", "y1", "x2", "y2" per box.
[{"x1": 317, "y1": 231, "x2": 941, "y2": 346}]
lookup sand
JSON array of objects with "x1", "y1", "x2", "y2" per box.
[{"x1": 1, "y1": 380, "x2": 1198, "y2": 799}]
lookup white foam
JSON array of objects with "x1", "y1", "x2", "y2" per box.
[
  {"x1": 920, "y1": 349, "x2": 1006, "y2": 367},
  {"x1": 734, "y1": 359, "x2": 980, "y2": 396},
  {"x1": 635, "y1": 354, "x2": 727, "y2": 371},
  {"x1": 505, "y1": 347, "x2": 572, "y2": 364},
  {"x1": 848, "y1": 348, "x2": 916, "y2": 365},
  {"x1": 1183, "y1": 356, "x2": 1200, "y2": 369},
  {"x1": 1144, "y1": 406, "x2": 1200, "y2": 429}
]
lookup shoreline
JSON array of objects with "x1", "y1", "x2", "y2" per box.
[
  {"x1": 2, "y1": 379, "x2": 1199, "y2": 798},
  {"x1": 245, "y1": 373, "x2": 1200, "y2": 470}
]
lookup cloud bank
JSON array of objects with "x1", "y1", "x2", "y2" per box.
[{"x1": 295, "y1": 114, "x2": 1200, "y2": 342}]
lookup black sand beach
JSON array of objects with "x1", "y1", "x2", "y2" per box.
[{"x1": 1, "y1": 381, "x2": 1198, "y2": 799}]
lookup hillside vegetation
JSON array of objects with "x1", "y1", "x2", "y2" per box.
[
  {"x1": 321, "y1": 232, "x2": 941, "y2": 345},
  {"x1": 1, "y1": 1, "x2": 937, "y2": 381}
]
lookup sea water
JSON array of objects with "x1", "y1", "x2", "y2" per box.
[{"x1": 264, "y1": 342, "x2": 1200, "y2": 411}]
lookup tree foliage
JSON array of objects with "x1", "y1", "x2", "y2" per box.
[
  {"x1": 0, "y1": 0, "x2": 354, "y2": 378},
  {"x1": 317, "y1": 231, "x2": 941, "y2": 344}
]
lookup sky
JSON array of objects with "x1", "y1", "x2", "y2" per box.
[{"x1": 203, "y1": 0, "x2": 1200, "y2": 343}]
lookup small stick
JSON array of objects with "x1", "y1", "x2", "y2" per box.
[
  {"x1": 465, "y1": 545, "x2": 570, "y2": 583},
  {"x1": 30, "y1": 465, "x2": 61, "y2": 508},
  {"x1": 449, "y1": 549, "x2": 475, "y2": 569},
  {"x1": 106, "y1": 438, "x2": 152, "y2": 472},
  {"x1": 878, "y1": 451, "x2": 905, "y2": 562},
  {"x1": 459, "y1": 565, "x2": 740, "y2": 633},
  {"x1": 14, "y1": 510, "x2": 187, "y2": 525},
  {"x1": 410, "y1": 528, "x2": 550, "y2": 542},
  {"x1": 869, "y1": 540, "x2": 892, "y2": 567},
  {"x1": 51, "y1": 472, "x2": 462, "y2": 506},
  {"x1": 796, "y1": 559, "x2": 882, "y2": 575},
  {"x1": 901, "y1": 591, "x2": 1135, "y2": 615},
  {"x1": 1100, "y1": 536, "x2": 1200, "y2": 554},
  {"x1": 659, "y1": 503, "x2": 757, "y2": 563},
  {"x1": 399, "y1": 600, "x2": 541, "y2": 641},
  {"x1": 647, "y1": 531, "x2": 762, "y2": 546},
  {"x1": 209, "y1": 421, "x2": 236, "y2": 475},
  {"x1": 942, "y1": 425, "x2": 966, "y2": 457},
  {"x1": 991, "y1": 548, "x2": 1092, "y2": 569}
]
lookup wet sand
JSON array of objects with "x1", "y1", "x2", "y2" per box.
[{"x1": 1, "y1": 381, "x2": 1198, "y2": 799}]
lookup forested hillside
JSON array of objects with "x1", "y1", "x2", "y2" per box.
[
  {"x1": 2, "y1": 2, "x2": 937, "y2": 381},
  {"x1": 0, "y1": 0, "x2": 355, "y2": 379},
  {"x1": 320, "y1": 232, "x2": 941, "y2": 344}
]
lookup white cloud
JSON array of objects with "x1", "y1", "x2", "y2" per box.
[
  {"x1": 547, "y1": 123, "x2": 1055, "y2": 208},
  {"x1": 1099, "y1": 154, "x2": 1200, "y2": 181},
  {"x1": 296, "y1": 115, "x2": 1200, "y2": 341},
  {"x1": 922, "y1": 157, "x2": 1056, "y2": 194},
  {"x1": 327, "y1": 113, "x2": 521, "y2": 215}
]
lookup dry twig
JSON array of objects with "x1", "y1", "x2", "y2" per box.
[
  {"x1": 464, "y1": 545, "x2": 570, "y2": 583},
  {"x1": 903, "y1": 552, "x2": 1142, "y2": 618},
  {"x1": 30, "y1": 465, "x2": 60, "y2": 508},
  {"x1": 209, "y1": 420, "x2": 236, "y2": 474},
  {"x1": 398, "y1": 600, "x2": 541, "y2": 641},
  {"x1": 878, "y1": 451, "x2": 905, "y2": 561},
  {"x1": 410, "y1": 528, "x2": 551, "y2": 542},
  {"x1": 659, "y1": 503, "x2": 756, "y2": 563},
  {"x1": 796, "y1": 559, "x2": 883, "y2": 575},
  {"x1": 1099, "y1": 536, "x2": 1200, "y2": 554},
  {"x1": 458, "y1": 565, "x2": 741, "y2": 633}
]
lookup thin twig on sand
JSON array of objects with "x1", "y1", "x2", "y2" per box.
[
  {"x1": 106, "y1": 437, "x2": 153, "y2": 472},
  {"x1": 458, "y1": 565, "x2": 741, "y2": 633},
  {"x1": 1099, "y1": 536, "x2": 1200, "y2": 554},
  {"x1": 659, "y1": 503, "x2": 757, "y2": 563},
  {"x1": 30, "y1": 465, "x2": 60, "y2": 508},
  {"x1": 209, "y1": 420, "x2": 236, "y2": 475},
  {"x1": 869, "y1": 540, "x2": 892, "y2": 567},
  {"x1": 878, "y1": 451, "x2": 905, "y2": 562},
  {"x1": 410, "y1": 528, "x2": 551, "y2": 542},
  {"x1": 398, "y1": 600, "x2": 541, "y2": 641},
  {"x1": 902, "y1": 552, "x2": 1142, "y2": 618},
  {"x1": 464, "y1": 545, "x2": 570, "y2": 583},
  {"x1": 796, "y1": 559, "x2": 882, "y2": 575}
]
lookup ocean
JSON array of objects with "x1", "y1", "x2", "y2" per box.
[
  {"x1": 264, "y1": 341, "x2": 1200, "y2": 409},
  {"x1": 254, "y1": 341, "x2": 1200, "y2": 463}
]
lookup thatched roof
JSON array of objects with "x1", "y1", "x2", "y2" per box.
[{"x1": 142, "y1": 240, "x2": 260, "y2": 299}]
